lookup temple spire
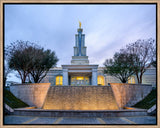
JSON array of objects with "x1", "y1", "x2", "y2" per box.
[{"x1": 71, "y1": 23, "x2": 89, "y2": 65}]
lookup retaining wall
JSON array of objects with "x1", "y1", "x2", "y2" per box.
[
  {"x1": 10, "y1": 83, "x2": 152, "y2": 110},
  {"x1": 10, "y1": 83, "x2": 50, "y2": 108},
  {"x1": 110, "y1": 83, "x2": 152, "y2": 108}
]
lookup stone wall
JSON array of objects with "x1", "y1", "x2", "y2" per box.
[
  {"x1": 10, "y1": 83, "x2": 50, "y2": 108},
  {"x1": 110, "y1": 83, "x2": 152, "y2": 108},
  {"x1": 43, "y1": 86, "x2": 119, "y2": 110},
  {"x1": 10, "y1": 83, "x2": 152, "y2": 110},
  {"x1": 142, "y1": 75, "x2": 156, "y2": 87}
]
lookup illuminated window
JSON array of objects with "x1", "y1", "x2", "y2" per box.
[
  {"x1": 71, "y1": 76, "x2": 90, "y2": 86},
  {"x1": 85, "y1": 77, "x2": 89, "y2": 81},
  {"x1": 97, "y1": 76, "x2": 105, "y2": 85},
  {"x1": 56, "y1": 76, "x2": 63, "y2": 85},
  {"x1": 76, "y1": 76, "x2": 84, "y2": 80},
  {"x1": 128, "y1": 76, "x2": 135, "y2": 84}
]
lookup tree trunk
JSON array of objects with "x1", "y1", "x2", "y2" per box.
[
  {"x1": 136, "y1": 72, "x2": 140, "y2": 83},
  {"x1": 122, "y1": 79, "x2": 127, "y2": 83},
  {"x1": 22, "y1": 72, "x2": 27, "y2": 83},
  {"x1": 22, "y1": 77, "x2": 26, "y2": 83},
  {"x1": 139, "y1": 73, "x2": 143, "y2": 84}
]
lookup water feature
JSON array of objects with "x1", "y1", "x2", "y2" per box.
[
  {"x1": 13, "y1": 85, "x2": 148, "y2": 117},
  {"x1": 43, "y1": 86, "x2": 119, "y2": 110}
]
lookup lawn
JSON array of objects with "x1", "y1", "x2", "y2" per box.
[
  {"x1": 132, "y1": 88, "x2": 156, "y2": 109},
  {"x1": 4, "y1": 88, "x2": 29, "y2": 108}
]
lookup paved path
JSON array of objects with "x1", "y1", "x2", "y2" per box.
[{"x1": 4, "y1": 115, "x2": 156, "y2": 124}]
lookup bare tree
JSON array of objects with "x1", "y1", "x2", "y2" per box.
[{"x1": 126, "y1": 38, "x2": 156, "y2": 83}]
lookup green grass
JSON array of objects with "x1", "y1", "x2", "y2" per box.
[
  {"x1": 4, "y1": 88, "x2": 29, "y2": 108},
  {"x1": 132, "y1": 88, "x2": 156, "y2": 109}
]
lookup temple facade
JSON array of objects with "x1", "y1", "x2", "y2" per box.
[{"x1": 42, "y1": 24, "x2": 156, "y2": 87}]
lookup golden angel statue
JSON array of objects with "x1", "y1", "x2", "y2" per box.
[{"x1": 79, "y1": 21, "x2": 81, "y2": 28}]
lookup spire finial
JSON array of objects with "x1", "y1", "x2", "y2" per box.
[{"x1": 79, "y1": 21, "x2": 81, "y2": 28}]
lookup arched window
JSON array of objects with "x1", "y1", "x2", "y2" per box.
[
  {"x1": 97, "y1": 76, "x2": 105, "y2": 85},
  {"x1": 56, "y1": 76, "x2": 63, "y2": 85},
  {"x1": 128, "y1": 76, "x2": 135, "y2": 84}
]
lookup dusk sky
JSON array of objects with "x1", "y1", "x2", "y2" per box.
[{"x1": 5, "y1": 4, "x2": 156, "y2": 82}]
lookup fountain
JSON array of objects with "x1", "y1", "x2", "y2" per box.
[
  {"x1": 43, "y1": 86, "x2": 119, "y2": 110},
  {"x1": 13, "y1": 85, "x2": 148, "y2": 117}
]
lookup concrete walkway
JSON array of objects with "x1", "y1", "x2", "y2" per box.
[{"x1": 4, "y1": 115, "x2": 156, "y2": 124}]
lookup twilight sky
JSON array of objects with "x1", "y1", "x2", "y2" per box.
[{"x1": 5, "y1": 4, "x2": 156, "y2": 82}]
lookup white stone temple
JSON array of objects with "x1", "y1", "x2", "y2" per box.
[{"x1": 42, "y1": 23, "x2": 156, "y2": 87}]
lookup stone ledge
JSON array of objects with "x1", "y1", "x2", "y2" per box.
[
  {"x1": 14, "y1": 108, "x2": 148, "y2": 117},
  {"x1": 110, "y1": 83, "x2": 152, "y2": 86},
  {"x1": 10, "y1": 83, "x2": 51, "y2": 86}
]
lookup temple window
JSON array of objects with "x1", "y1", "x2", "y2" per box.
[
  {"x1": 128, "y1": 76, "x2": 135, "y2": 84},
  {"x1": 71, "y1": 76, "x2": 89, "y2": 86},
  {"x1": 76, "y1": 76, "x2": 84, "y2": 80},
  {"x1": 56, "y1": 76, "x2": 63, "y2": 85},
  {"x1": 97, "y1": 76, "x2": 105, "y2": 85}
]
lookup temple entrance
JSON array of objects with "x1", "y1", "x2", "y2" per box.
[
  {"x1": 63, "y1": 65, "x2": 98, "y2": 86},
  {"x1": 71, "y1": 76, "x2": 90, "y2": 86}
]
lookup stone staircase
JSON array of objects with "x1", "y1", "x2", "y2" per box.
[{"x1": 43, "y1": 86, "x2": 119, "y2": 110}]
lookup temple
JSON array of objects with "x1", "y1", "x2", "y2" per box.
[
  {"x1": 62, "y1": 22, "x2": 98, "y2": 86},
  {"x1": 42, "y1": 23, "x2": 156, "y2": 87}
]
